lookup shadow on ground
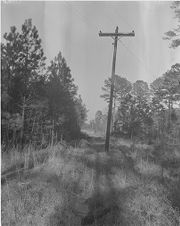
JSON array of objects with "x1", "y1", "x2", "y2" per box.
[
  {"x1": 71, "y1": 139, "x2": 140, "y2": 226},
  {"x1": 3, "y1": 136, "x2": 179, "y2": 226}
]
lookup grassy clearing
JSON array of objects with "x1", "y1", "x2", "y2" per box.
[
  {"x1": 134, "y1": 158, "x2": 162, "y2": 177},
  {"x1": 125, "y1": 181, "x2": 180, "y2": 226},
  {"x1": 2, "y1": 177, "x2": 64, "y2": 226},
  {"x1": 1, "y1": 143, "x2": 95, "y2": 226},
  {"x1": 1, "y1": 138, "x2": 180, "y2": 226}
]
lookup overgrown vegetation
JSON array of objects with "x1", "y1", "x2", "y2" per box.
[
  {"x1": 1, "y1": 2, "x2": 180, "y2": 226},
  {"x1": 90, "y1": 4, "x2": 180, "y2": 144},
  {"x1": 1, "y1": 19, "x2": 87, "y2": 149},
  {"x1": 92, "y1": 65, "x2": 180, "y2": 143},
  {"x1": 2, "y1": 138, "x2": 180, "y2": 226}
]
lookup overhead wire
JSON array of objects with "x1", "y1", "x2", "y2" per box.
[
  {"x1": 119, "y1": 39, "x2": 155, "y2": 82},
  {"x1": 64, "y1": 1, "x2": 117, "y2": 32},
  {"x1": 63, "y1": 2, "x2": 155, "y2": 82},
  {"x1": 112, "y1": 6, "x2": 134, "y2": 31}
]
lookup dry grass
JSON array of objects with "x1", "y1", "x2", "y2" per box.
[
  {"x1": 125, "y1": 181, "x2": 180, "y2": 226},
  {"x1": 135, "y1": 158, "x2": 162, "y2": 177},
  {"x1": 1, "y1": 144, "x2": 95, "y2": 226},
  {"x1": 1, "y1": 139, "x2": 180, "y2": 226},
  {"x1": 2, "y1": 178, "x2": 64, "y2": 226}
]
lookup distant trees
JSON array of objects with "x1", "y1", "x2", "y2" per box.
[
  {"x1": 90, "y1": 110, "x2": 107, "y2": 134},
  {"x1": 101, "y1": 76, "x2": 152, "y2": 139},
  {"x1": 151, "y1": 63, "x2": 180, "y2": 129},
  {"x1": 1, "y1": 19, "x2": 87, "y2": 148},
  {"x1": 46, "y1": 52, "x2": 83, "y2": 141},
  {"x1": 74, "y1": 95, "x2": 88, "y2": 128},
  {"x1": 116, "y1": 92, "x2": 152, "y2": 139},
  {"x1": 98, "y1": 2, "x2": 180, "y2": 145},
  {"x1": 101, "y1": 75, "x2": 132, "y2": 109},
  {"x1": 100, "y1": 67, "x2": 180, "y2": 143},
  {"x1": 1, "y1": 19, "x2": 46, "y2": 146},
  {"x1": 132, "y1": 80, "x2": 150, "y2": 101},
  {"x1": 101, "y1": 75, "x2": 132, "y2": 133}
]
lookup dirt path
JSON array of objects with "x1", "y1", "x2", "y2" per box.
[
  {"x1": 71, "y1": 136, "x2": 141, "y2": 226},
  {"x1": 2, "y1": 136, "x2": 179, "y2": 226}
]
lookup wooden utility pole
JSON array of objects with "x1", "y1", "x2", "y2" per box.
[{"x1": 99, "y1": 26, "x2": 135, "y2": 152}]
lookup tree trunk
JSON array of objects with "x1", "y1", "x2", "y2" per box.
[
  {"x1": 20, "y1": 96, "x2": 26, "y2": 149},
  {"x1": 51, "y1": 120, "x2": 55, "y2": 146},
  {"x1": 168, "y1": 97, "x2": 172, "y2": 129}
]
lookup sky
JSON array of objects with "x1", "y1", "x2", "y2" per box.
[{"x1": 1, "y1": 1, "x2": 180, "y2": 121}]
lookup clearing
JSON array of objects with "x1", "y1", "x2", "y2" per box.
[{"x1": 1, "y1": 136, "x2": 180, "y2": 226}]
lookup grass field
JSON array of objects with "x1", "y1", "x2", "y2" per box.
[{"x1": 1, "y1": 137, "x2": 180, "y2": 226}]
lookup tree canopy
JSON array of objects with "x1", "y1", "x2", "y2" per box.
[
  {"x1": 164, "y1": 2, "x2": 180, "y2": 48},
  {"x1": 100, "y1": 64, "x2": 180, "y2": 142},
  {"x1": 1, "y1": 19, "x2": 87, "y2": 147}
]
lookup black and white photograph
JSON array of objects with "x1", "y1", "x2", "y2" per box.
[{"x1": 1, "y1": 1, "x2": 180, "y2": 225}]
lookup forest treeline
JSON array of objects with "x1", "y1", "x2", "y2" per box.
[
  {"x1": 91, "y1": 65, "x2": 180, "y2": 145},
  {"x1": 1, "y1": 19, "x2": 87, "y2": 148},
  {"x1": 90, "y1": 1, "x2": 180, "y2": 145}
]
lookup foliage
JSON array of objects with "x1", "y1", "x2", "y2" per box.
[
  {"x1": 91, "y1": 110, "x2": 107, "y2": 134},
  {"x1": 151, "y1": 64, "x2": 180, "y2": 108},
  {"x1": 74, "y1": 95, "x2": 88, "y2": 127},
  {"x1": 100, "y1": 76, "x2": 152, "y2": 138},
  {"x1": 115, "y1": 93, "x2": 152, "y2": 138},
  {"x1": 1, "y1": 19, "x2": 87, "y2": 147},
  {"x1": 100, "y1": 65, "x2": 180, "y2": 143},
  {"x1": 46, "y1": 52, "x2": 81, "y2": 141},
  {"x1": 151, "y1": 63, "x2": 180, "y2": 132},
  {"x1": 164, "y1": 1, "x2": 180, "y2": 48},
  {"x1": 132, "y1": 80, "x2": 150, "y2": 101},
  {"x1": 101, "y1": 74, "x2": 132, "y2": 106},
  {"x1": 1, "y1": 19, "x2": 46, "y2": 112}
]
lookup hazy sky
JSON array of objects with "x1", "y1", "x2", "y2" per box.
[{"x1": 1, "y1": 1, "x2": 180, "y2": 120}]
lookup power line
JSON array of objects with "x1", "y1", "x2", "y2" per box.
[
  {"x1": 64, "y1": 2, "x2": 87, "y2": 26},
  {"x1": 113, "y1": 7, "x2": 134, "y2": 31},
  {"x1": 99, "y1": 26, "x2": 135, "y2": 152},
  {"x1": 64, "y1": 1, "x2": 125, "y2": 32},
  {"x1": 119, "y1": 39, "x2": 155, "y2": 81}
]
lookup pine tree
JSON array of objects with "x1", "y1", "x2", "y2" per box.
[{"x1": 1, "y1": 19, "x2": 46, "y2": 145}]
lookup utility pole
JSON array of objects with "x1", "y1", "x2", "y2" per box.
[{"x1": 99, "y1": 26, "x2": 135, "y2": 152}]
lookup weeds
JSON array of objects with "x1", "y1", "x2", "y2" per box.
[
  {"x1": 135, "y1": 158, "x2": 161, "y2": 177},
  {"x1": 125, "y1": 181, "x2": 180, "y2": 226},
  {"x1": 1, "y1": 138, "x2": 180, "y2": 226}
]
